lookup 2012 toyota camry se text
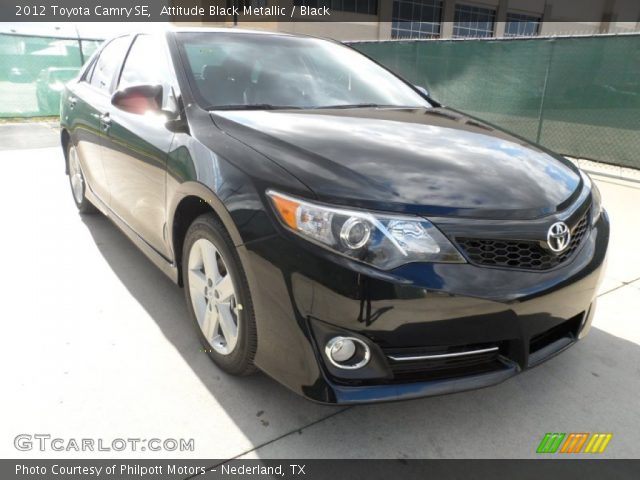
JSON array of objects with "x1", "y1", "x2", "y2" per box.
[{"x1": 60, "y1": 28, "x2": 609, "y2": 404}]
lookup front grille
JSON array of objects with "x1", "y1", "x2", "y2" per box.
[{"x1": 456, "y1": 213, "x2": 589, "y2": 271}]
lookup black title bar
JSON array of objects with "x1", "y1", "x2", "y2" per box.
[
  {"x1": 3, "y1": 459, "x2": 640, "y2": 480},
  {"x1": 1, "y1": 0, "x2": 640, "y2": 23}
]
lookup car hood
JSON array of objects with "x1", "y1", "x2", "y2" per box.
[{"x1": 211, "y1": 107, "x2": 582, "y2": 219}]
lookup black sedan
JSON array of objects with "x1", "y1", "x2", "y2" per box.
[{"x1": 60, "y1": 28, "x2": 609, "y2": 404}]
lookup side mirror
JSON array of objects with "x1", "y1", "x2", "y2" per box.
[
  {"x1": 415, "y1": 85, "x2": 430, "y2": 97},
  {"x1": 111, "y1": 84, "x2": 164, "y2": 115}
]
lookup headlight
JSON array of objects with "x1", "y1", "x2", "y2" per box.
[{"x1": 267, "y1": 190, "x2": 465, "y2": 270}]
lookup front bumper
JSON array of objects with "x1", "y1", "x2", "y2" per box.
[{"x1": 238, "y1": 211, "x2": 609, "y2": 404}]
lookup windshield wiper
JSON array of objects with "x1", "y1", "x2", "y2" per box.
[
  {"x1": 312, "y1": 103, "x2": 412, "y2": 110},
  {"x1": 207, "y1": 103, "x2": 420, "y2": 111},
  {"x1": 207, "y1": 104, "x2": 304, "y2": 111},
  {"x1": 313, "y1": 103, "x2": 384, "y2": 110}
]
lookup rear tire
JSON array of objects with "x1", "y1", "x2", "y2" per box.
[
  {"x1": 67, "y1": 143, "x2": 97, "y2": 214},
  {"x1": 182, "y1": 213, "x2": 257, "y2": 376}
]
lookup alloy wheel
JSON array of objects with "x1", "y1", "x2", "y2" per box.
[{"x1": 187, "y1": 238, "x2": 240, "y2": 355}]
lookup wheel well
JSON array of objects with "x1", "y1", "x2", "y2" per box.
[
  {"x1": 61, "y1": 129, "x2": 70, "y2": 174},
  {"x1": 172, "y1": 196, "x2": 223, "y2": 286}
]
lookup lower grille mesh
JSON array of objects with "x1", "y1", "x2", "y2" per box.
[{"x1": 382, "y1": 343, "x2": 507, "y2": 383}]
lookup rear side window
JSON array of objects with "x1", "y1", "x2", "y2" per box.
[
  {"x1": 90, "y1": 36, "x2": 131, "y2": 92},
  {"x1": 119, "y1": 35, "x2": 172, "y2": 88}
]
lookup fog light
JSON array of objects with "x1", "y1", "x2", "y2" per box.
[
  {"x1": 328, "y1": 337, "x2": 356, "y2": 362},
  {"x1": 325, "y1": 336, "x2": 371, "y2": 369}
]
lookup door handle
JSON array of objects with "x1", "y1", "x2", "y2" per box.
[
  {"x1": 100, "y1": 113, "x2": 112, "y2": 132},
  {"x1": 68, "y1": 96, "x2": 77, "y2": 108}
]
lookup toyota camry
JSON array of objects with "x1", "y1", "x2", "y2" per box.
[{"x1": 60, "y1": 28, "x2": 609, "y2": 404}]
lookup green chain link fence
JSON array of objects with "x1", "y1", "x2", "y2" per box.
[
  {"x1": 1, "y1": 32, "x2": 638, "y2": 169},
  {"x1": 350, "y1": 34, "x2": 640, "y2": 170},
  {"x1": 0, "y1": 33, "x2": 102, "y2": 117}
]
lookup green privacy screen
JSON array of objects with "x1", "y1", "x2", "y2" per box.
[
  {"x1": 1, "y1": 33, "x2": 638, "y2": 169},
  {"x1": 351, "y1": 35, "x2": 640, "y2": 169},
  {"x1": 0, "y1": 33, "x2": 101, "y2": 117}
]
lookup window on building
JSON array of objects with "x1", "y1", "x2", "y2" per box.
[
  {"x1": 237, "y1": 0, "x2": 268, "y2": 7},
  {"x1": 453, "y1": 4, "x2": 496, "y2": 38},
  {"x1": 504, "y1": 12, "x2": 541, "y2": 37},
  {"x1": 392, "y1": 0, "x2": 443, "y2": 39},
  {"x1": 293, "y1": 0, "x2": 378, "y2": 16}
]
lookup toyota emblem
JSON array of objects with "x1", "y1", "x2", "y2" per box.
[{"x1": 547, "y1": 222, "x2": 571, "y2": 253}]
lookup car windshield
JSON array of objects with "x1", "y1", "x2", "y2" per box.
[{"x1": 176, "y1": 32, "x2": 431, "y2": 110}]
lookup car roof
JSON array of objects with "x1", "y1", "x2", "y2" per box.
[
  {"x1": 112, "y1": 26, "x2": 290, "y2": 38},
  {"x1": 100, "y1": 26, "x2": 296, "y2": 47},
  {"x1": 167, "y1": 26, "x2": 288, "y2": 36}
]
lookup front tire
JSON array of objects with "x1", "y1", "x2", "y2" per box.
[
  {"x1": 182, "y1": 213, "x2": 257, "y2": 376},
  {"x1": 67, "y1": 143, "x2": 97, "y2": 214}
]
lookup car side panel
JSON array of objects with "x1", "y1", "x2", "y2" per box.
[
  {"x1": 102, "y1": 109, "x2": 174, "y2": 258},
  {"x1": 64, "y1": 81, "x2": 111, "y2": 205}
]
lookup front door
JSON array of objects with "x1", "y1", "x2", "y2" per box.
[{"x1": 101, "y1": 34, "x2": 176, "y2": 258}]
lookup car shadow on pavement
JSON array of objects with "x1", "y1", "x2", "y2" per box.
[
  {"x1": 79, "y1": 213, "x2": 342, "y2": 453},
  {"x1": 80, "y1": 213, "x2": 640, "y2": 459}
]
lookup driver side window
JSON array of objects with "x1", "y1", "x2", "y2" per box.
[{"x1": 119, "y1": 35, "x2": 172, "y2": 89}]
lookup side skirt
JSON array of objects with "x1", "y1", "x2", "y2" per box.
[{"x1": 84, "y1": 186, "x2": 179, "y2": 284}]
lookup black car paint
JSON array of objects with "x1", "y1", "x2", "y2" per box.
[
  {"x1": 60, "y1": 30, "x2": 608, "y2": 404},
  {"x1": 211, "y1": 108, "x2": 582, "y2": 219}
]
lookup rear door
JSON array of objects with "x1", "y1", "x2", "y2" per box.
[
  {"x1": 101, "y1": 34, "x2": 177, "y2": 258},
  {"x1": 65, "y1": 35, "x2": 132, "y2": 206}
]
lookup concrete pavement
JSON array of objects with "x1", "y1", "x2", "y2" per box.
[{"x1": 0, "y1": 124, "x2": 638, "y2": 459}]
